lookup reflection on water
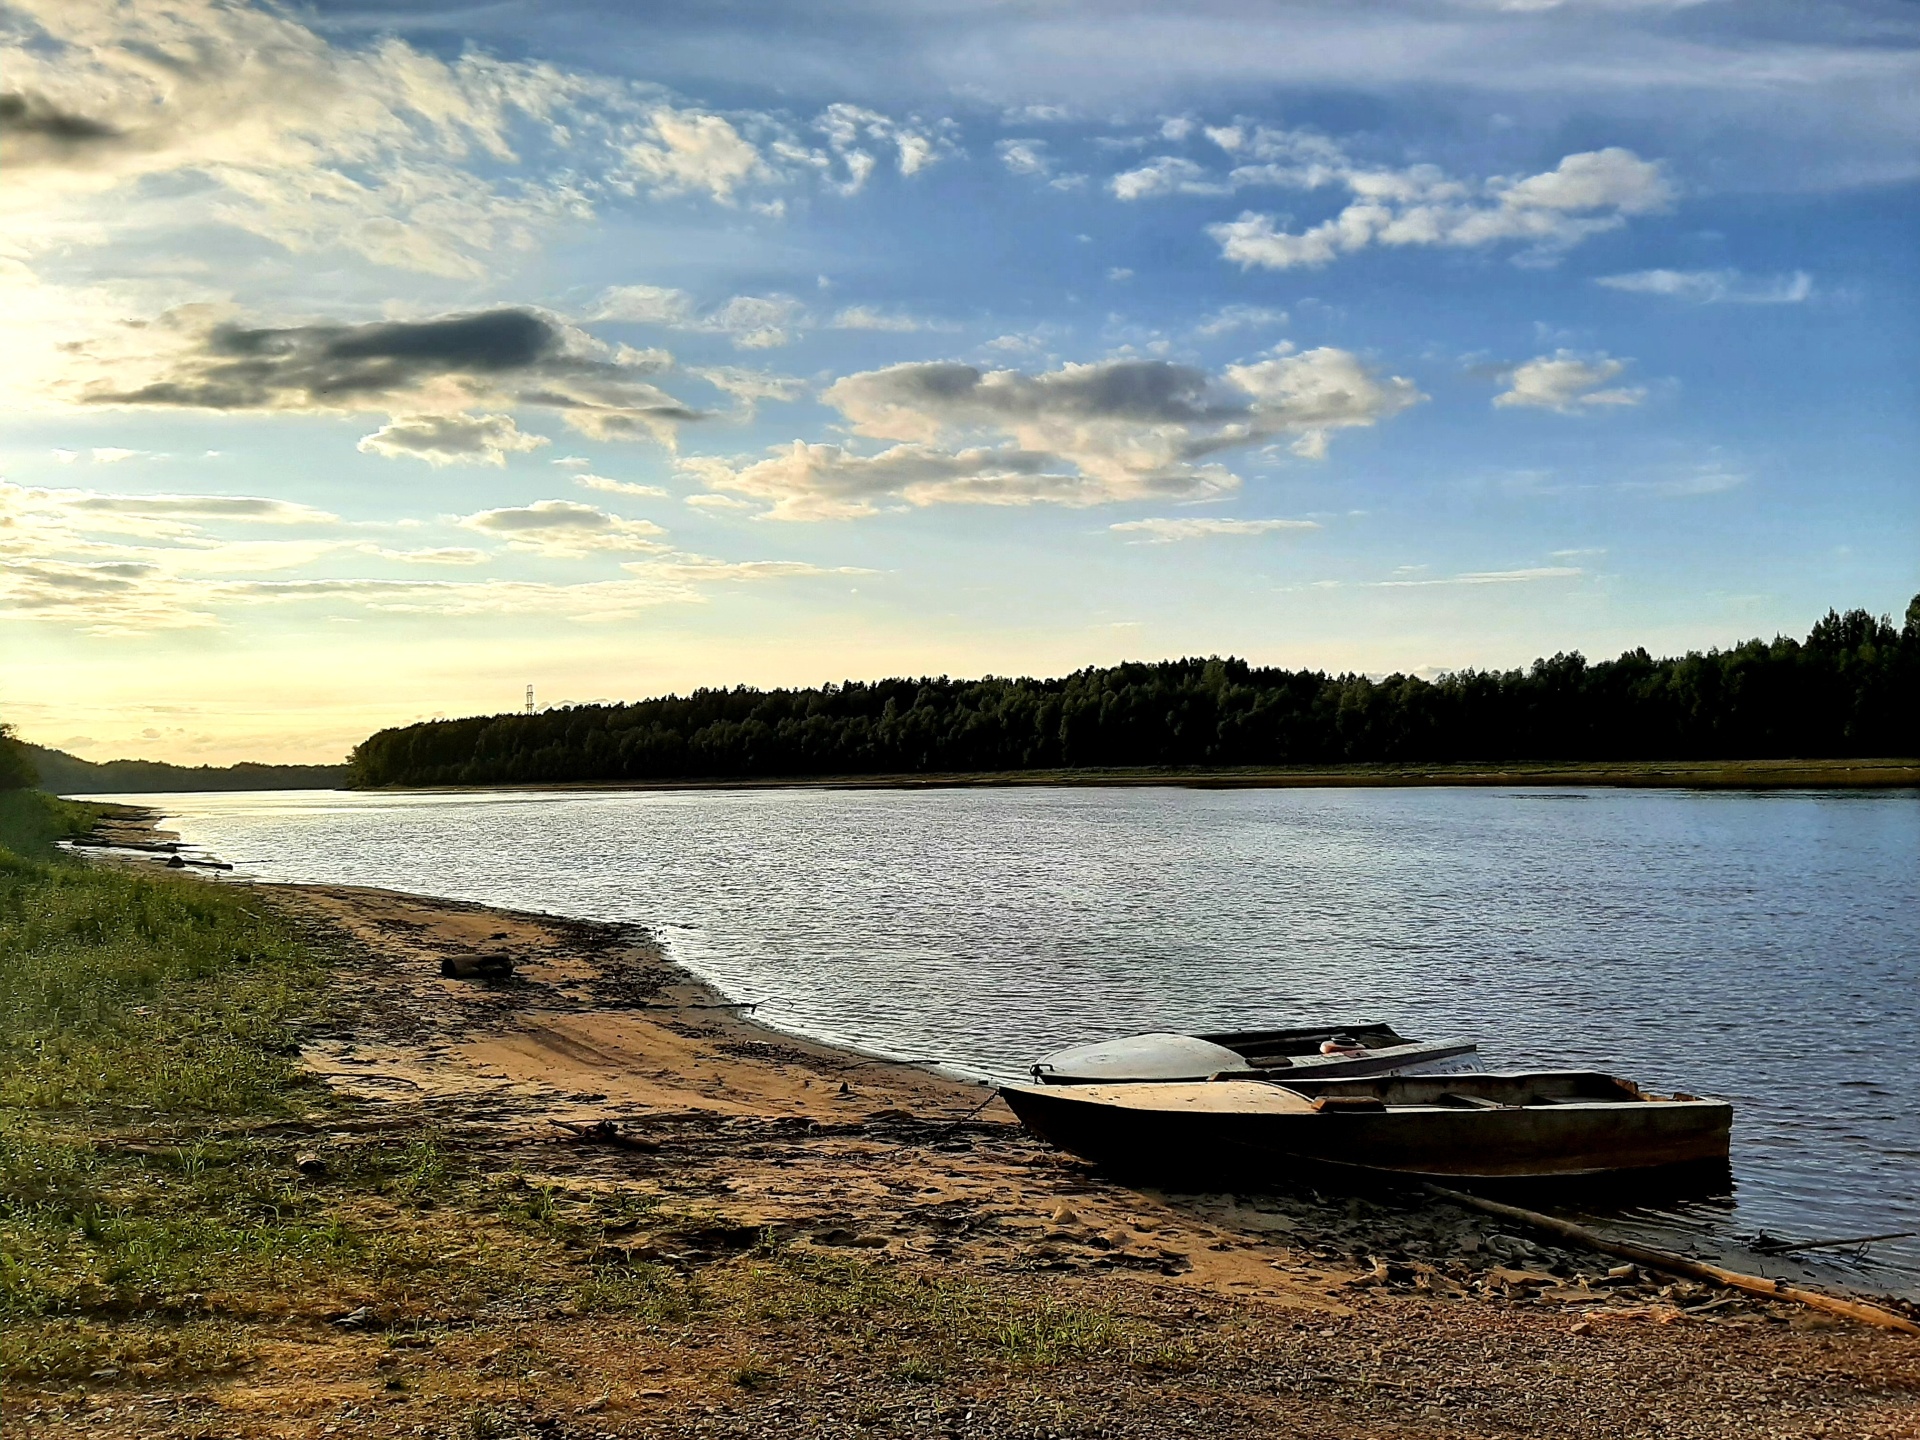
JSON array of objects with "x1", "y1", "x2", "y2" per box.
[{"x1": 124, "y1": 783, "x2": 1920, "y2": 1296}]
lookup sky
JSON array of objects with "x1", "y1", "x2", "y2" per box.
[{"x1": 2, "y1": 0, "x2": 1916, "y2": 765}]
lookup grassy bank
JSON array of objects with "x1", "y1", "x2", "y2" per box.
[{"x1": 0, "y1": 793, "x2": 1134, "y2": 1410}]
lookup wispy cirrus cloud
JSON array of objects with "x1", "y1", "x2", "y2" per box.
[
  {"x1": 1595, "y1": 268, "x2": 1814, "y2": 304},
  {"x1": 1110, "y1": 516, "x2": 1322, "y2": 543}
]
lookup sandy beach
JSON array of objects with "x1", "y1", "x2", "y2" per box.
[{"x1": 20, "y1": 815, "x2": 1920, "y2": 1439}]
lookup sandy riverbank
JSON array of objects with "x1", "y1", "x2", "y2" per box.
[{"x1": 32, "y1": 812, "x2": 1920, "y2": 1438}]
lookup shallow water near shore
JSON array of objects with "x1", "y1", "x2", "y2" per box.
[{"x1": 123, "y1": 783, "x2": 1920, "y2": 1295}]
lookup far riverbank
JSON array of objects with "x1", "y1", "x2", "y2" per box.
[{"x1": 353, "y1": 755, "x2": 1920, "y2": 795}]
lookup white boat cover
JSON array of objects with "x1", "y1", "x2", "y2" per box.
[{"x1": 1032, "y1": 1032, "x2": 1255, "y2": 1083}]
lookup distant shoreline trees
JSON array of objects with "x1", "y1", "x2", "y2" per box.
[{"x1": 347, "y1": 599, "x2": 1920, "y2": 789}]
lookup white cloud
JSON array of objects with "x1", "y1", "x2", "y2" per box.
[
  {"x1": 575, "y1": 474, "x2": 670, "y2": 498},
  {"x1": 589, "y1": 285, "x2": 698, "y2": 327},
  {"x1": 88, "y1": 447, "x2": 145, "y2": 464},
  {"x1": 1110, "y1": 516, "x2": 1321, "y2": 543},
  {"x1": 592, "y1": 286, "x2": 808, "y2": 350},
  {"x1": 1209, "y1": 147, "x2": 1671, "y2": 269},
  {"x1": 1191, "y1": 305, "x2": 1290, "y2": 338},
  {"x1": 1110, "y1": 156, "x2": 1230, "y2": 201},
  {"x1": 1595, "y1": 268, "x2": 1814, "y2": 304},
  {"x1": 683, "y1": 350, "x2": 1423, "y2": 520},
  {"x1": 622, "y1": 107, "x2": 769, "y2": 203},
  {"x1": 692, "y1": 367, "x2": 807, "y2": 410},
  {"x1": 356, "y1": 412, "x2": 550, "y2": 467},
  {"x1": 1374, "y1": 566, "x2": 1584, "y2": 587},
  {"x1": 0, "y1": 0, "x2": 619, "y2": 280},
  {"x1": 1494, "y1": 351, "x2": 1645, "y2": 411},
  {"x1": 706, "y1": 295, "x2": 804, "y2": 350},
  {"x1": 809, "y1": 104, "x2": 955, "y2": 190},
  {"x1": 831, "y1": 306, "x2": 940, "y2": 333},
  {"x1": 684, "y1": 492, "x2": 756, "y2": 511},
  {"x1": 0, "y1": 480, "x2": 858, "y2": 634},
  {"x1": 996, "y1": 138, "x2": 1087, "y2": 190},
  {"x1": 457, "y1": 499, "x2": 669, "y2": 555},
  {"x1": 359, "y1": 545, "x2": 491, "y2": 566}
]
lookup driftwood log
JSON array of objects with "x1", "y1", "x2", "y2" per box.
[
  {"x1": 440, "y1": 954, "x2": 513, "y2": 980},
  {"x1": 1424, "y1": 1183, "x2": 1920, "y2": 1336}
]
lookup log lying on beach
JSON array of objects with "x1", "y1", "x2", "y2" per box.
[
  {"x1": 440, "y1": 954, "x2": 513, "y2": 980},
  {"x1": 1423, "y1": 1183, "x2": 1920, "y2": 1336}
]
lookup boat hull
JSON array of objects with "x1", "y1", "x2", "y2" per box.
[{"x1": 1000, "y1": 1072, "x2": 1733, "y2": 1183}]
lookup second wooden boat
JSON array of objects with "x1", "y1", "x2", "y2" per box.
[
  {"x1": 1029, "y1": 1021, "x2": 1481, "y2": 1085},
  {"x1": 999, "y1": 1070, "x2": 1732, "y2": 1183}
]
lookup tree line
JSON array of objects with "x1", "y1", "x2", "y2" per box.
[{"x1": 346, "y1": 598, "x2": 1920, "y2": 788}]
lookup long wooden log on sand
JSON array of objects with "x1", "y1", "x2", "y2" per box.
[{"x1": 1423, "y1": 1183, "x2": 1920, "y2": 1337}]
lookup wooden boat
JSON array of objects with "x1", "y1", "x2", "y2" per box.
[
  {"x1": 1029, "y1": 1021, "x2": 1481, "y2": 1085},
  {"x1": 999, "y1": 1070, "x2": 1733, "y2": 1182}
]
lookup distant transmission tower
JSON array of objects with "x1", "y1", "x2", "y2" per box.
[{"x1": 524, "y1": 684, "x2": 535, "y2": 715}]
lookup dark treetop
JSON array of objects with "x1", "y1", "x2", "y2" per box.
[{"x1": 347, "y1": 599, "x2": 1920, "y2": 789}]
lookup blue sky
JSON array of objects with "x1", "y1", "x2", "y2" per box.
[{"x1": 3, "y1": 0, "x2": 1915, "y2": 762}]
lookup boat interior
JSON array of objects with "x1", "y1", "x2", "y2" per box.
[
  {"x1": 1195, "y1": 1022, "x2": 1413, "y2": 1068},
  {"x1": 1273, "y1": 1070, "x2": 1665, "y2": 1109}
]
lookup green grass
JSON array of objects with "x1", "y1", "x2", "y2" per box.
[
  {"x1": 0, "y1": 792, "x2": 359, "y2": 1385},
  {"x1": 737, "y1": 1250, "x2": 1127, "y2": 1368},
  {"x1": 0, "y1": 794, "x2": 322, "y2": 1116},
  {"x1": 0, "y1": 789, "x2": 1158, "y2": 1406}
]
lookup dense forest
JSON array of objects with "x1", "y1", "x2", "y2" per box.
[
  {"x1": 348, "y1": 599, "x2": 1920, "y2": 788},
  {"x1": 19, "y1": 742, "x2": 348, "y2": 794}
]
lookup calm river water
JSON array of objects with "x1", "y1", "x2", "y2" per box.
[{"x1": 123, "y1": 784, "x2": 1920, "y2": 1292}]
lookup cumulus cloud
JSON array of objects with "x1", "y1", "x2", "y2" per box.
[
  {"x1": 682, "y1": 350, "x2": 1423, "y2": 520},
  {"x1": 1109, "y1": 156, "x2": 1230, "y2": 200},
  {"x1": 806, "y1": 104, "x2": 955, "y2": 191},
  {"x1": 1493, "y1": 351, "x2": 1645, "y2": 411},
  {"x1": 75, "y1": 306, "x2": 706, "y2": 445},
  {"x1": 622, "y1": 107, "x2": 768, "y2": 202},
  {"x1": 997, "y1": 139, "x2": 1086, "y2": 189},
  {"x1": 1207, "y1": 147, "x2": 1671, "y2": 269},
  {"x1": 1595, "y1": 268, "x2": 1814, "y2": 304},
  {"x1": 457, "y1": 499, "x2": 669, "y2": 556},
  {"x1": 1110, "y1": 516, "x2": 1321, "y2": 543},
  {"x1": 357, "y1": 412, "x2": 549, "y2": 467}
]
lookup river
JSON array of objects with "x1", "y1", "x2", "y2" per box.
[{"x1": 119, "y1": 783, "x2": 1920, "y2": 1295}]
